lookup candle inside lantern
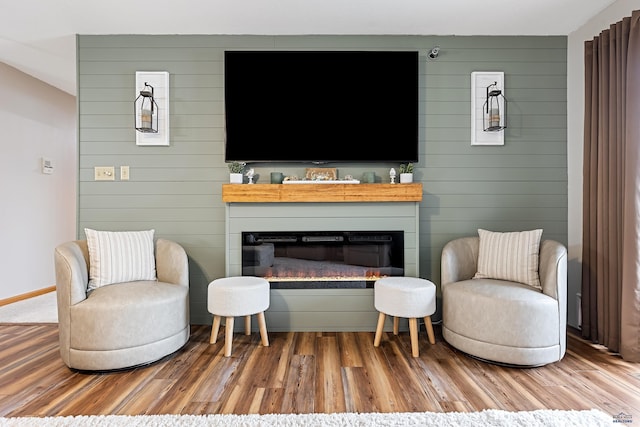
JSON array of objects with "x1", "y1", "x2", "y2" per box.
[
  {"x1": 141, "y1": 109, "x2": 152, "y2": 128},
  {"x1": 489, "y1": 108, "x2": 500, "y2": 128}
]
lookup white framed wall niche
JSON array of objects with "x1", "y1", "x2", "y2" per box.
[
  {"x1": 135, "y1": 71, "x2": 170, "y2": 146},
  {"x1": 471, "y1": 71, "x2": 505, "y2": 146}
]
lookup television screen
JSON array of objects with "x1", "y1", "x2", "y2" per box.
[{"x1": 224, "y1": 50, "x2": 419, "y2": 163}]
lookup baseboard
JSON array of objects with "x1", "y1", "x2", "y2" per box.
[{"x1": 0, "y1": 285, "x2": 56, "y2": 307}]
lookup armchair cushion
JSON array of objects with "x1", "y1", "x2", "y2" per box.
[
  {"x1": 85, "y1": 228, "x2": 157, "y2": 291},
  {"x1": 473, "y1": 228, "x2": 543, "y2": 289}
]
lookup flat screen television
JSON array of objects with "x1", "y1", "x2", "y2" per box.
[{"x1": 224, "y1": 50, "x2": 419, "y2": 163}]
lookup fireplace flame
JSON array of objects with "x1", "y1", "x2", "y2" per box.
[{"x1": 261, "y1": 270, "x2": 388, "y2": 282}]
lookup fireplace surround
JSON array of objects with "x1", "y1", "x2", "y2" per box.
[{"x1": 223, "y1": 183, "x2": 422, "y2": 332}]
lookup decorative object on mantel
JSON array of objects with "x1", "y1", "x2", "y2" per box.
[
  {"x1": 245, "y1": 168, "x2": 255, "y2": 184},
  {"x1": 282, "y1": 170, "x2": 361, "y2": 184},
  {"x1": 305, "y1": 168, "x2": 337, "y2": 181},
  {"x1": 227, "y1": 161, "x2": 245, "y2": 184},
  {"x1": 135, "y1": 71, "x2": 170, "y2": 146},
  {"x1": 283, "y1": 179, "x2": 361, "y2": 184},
  {"x1": 270, "y1": 172, "x2": 284, "y2": 184},
  {"x1": 471, "y1": 71, "x2": 505, "y2": 146},
  {"x1": 389, "y1": 168, "x2": 396, "y2": 184},
  {"x1": 362, "y1": 171, "x2": 375, "y2": 183},
  {"x1": 399, "y1": 163, "x2": 414, "y2": 183}
]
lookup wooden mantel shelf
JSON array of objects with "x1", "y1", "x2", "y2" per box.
[{"x1": 222, "y1": 183, "x2": 422, "y2": 203}]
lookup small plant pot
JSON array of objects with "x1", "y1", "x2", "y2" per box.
[
  {"x1": 399, "y1": 173, "x2": 413, "y2": 183},
  {"x1": 229, "y1": 173, "x2": 243, "y2": 184}
]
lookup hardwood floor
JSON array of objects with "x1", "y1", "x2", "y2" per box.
[{"x1": 0, "y1": 323, "x2": 638, "y2": 418}]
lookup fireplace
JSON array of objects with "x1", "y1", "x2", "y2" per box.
[
  {"x1": 242, "y1": 231, "x2": 404, "y2": 289},
  {"x1": 223, "y1": 186, "x2": 421, "y2": 331}
]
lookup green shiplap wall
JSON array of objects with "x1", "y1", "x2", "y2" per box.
[
  {"x1": 421, "y1": 36, "x2": 567, "y2": 299},
  {"x1": 77, "y1": 35, "x2": 567, "y2": 325}
]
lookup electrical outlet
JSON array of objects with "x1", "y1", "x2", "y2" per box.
[
  {"x1": 94, "y1": 166, "x2": 115, "y2": 181},
  {"x1": 120, "y1": 166, "x2": 130, "y2": 181}
]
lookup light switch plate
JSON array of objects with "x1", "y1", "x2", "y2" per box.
[
  {"x1": 120, "y1": 166, "x2": 129, "y2": 181},
  {"x1": 94, "y1": 166, "x2": 115, "y2": 181}
]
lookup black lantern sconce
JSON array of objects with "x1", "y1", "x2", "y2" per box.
[
  {"x1": 482, "y1": 82, "x2": 507, "y2": 131},
  {"x1": 134, "y1": 82, "x2": 159, "y2": 133}
]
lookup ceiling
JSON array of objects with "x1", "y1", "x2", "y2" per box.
[{"x1": 0, "y1": 0, "x2": 617, "y2": 95}]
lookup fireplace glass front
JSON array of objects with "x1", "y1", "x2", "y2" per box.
[{"x1": 242, "y1": 231, "x2": 404, "y2": 289}]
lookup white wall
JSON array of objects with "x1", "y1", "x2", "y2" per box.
[
  {"x1": 0, "y1": 63, "x2": 76, "y2": 299},
  {"x1": 567, "y1": 0, "x2": 637, "y2": 328}
]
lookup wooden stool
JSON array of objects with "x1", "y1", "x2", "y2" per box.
[
  {"x1": 207, "y1": 276, "x2": 270, "y2": 357},
  {"x1": 373, "y1": 277, "x2": 436, "y2": 357}
]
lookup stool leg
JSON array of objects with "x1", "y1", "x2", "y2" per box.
[
  {"x1": 374, "y1": 312, "x2": 386, "y2": 347},
  {"x1": 224, "y1": 317, "x2": 234, "y2": 357},
  {"x1": 393, "y1": 316, "x2": 400, "y2": 335},
  {"x1": 424, "y1": 316, "x2": 436, "y2": 345},
  {"x1": 245, "y1": 315, "x2": 252, "y2": 335},
  {"x1": 257, "y1": 312, "x2": 269, "y2": 347},
  {"x1": 210, "y1": 315, "x2": 221, "y2": 344},
  {"x1": 409, "y1": 318, "x2": 419, "y2": 357}
]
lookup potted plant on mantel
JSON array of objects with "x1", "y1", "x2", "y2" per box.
[
  {"x1": 228, "y1": 162, "x2": 246, "y2": 184},
  {"x1": 399, "y1": 163, "x2": 414, "y2": 183}
]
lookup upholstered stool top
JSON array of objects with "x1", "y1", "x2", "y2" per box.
[
  {"x1": 374, "y1": 277, "x2": 436, "y2": 318},
  {"x1": 208, "y1": 276, "x2": 270, "y2": 317}
]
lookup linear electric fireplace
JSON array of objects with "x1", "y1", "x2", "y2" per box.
[{"x1": 242, "y1": 231, "x2": 404, "y2": 289}]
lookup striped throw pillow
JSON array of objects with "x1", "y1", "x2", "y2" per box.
[
  {"x1": 473, "y1": 228, "x2": 543, "y2": 289},
  {"x1": 85, "y1": 228, "x2": 157, "y2": 290}
]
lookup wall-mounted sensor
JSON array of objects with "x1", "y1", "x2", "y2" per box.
[
  {"x1": 41, "y1": 157, "x2": 53, "y2": 174},
  {"x1": 428, "y1": 46, "x2": 440, "y2": 59}
]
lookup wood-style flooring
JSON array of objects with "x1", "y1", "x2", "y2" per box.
[{"x1": 0, "y1": 323, "x2": 638, "y2": 418}]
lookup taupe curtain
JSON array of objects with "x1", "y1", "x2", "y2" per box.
[{"x1": 582, "y1": 9, "x2": 640, "y2": 362}]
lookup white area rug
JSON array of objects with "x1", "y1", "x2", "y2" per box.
[
  {"x1": 0, "y1": 292, "x2": 57, "y2": 323},
  {"x1": 0, "y1": 409, "x2": 613, "y2": 426}
]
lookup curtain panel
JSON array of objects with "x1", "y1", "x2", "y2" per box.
[{"x1": 582, "y1": 10, "x2": 640, "y2": 361}]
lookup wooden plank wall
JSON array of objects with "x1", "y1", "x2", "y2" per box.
[{"x1": 77, "y1": 35, "x2": 568, "y2": 326}]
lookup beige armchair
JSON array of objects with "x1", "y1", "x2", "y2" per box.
[
  {"x1": 441, "y1": 237, "x2": 567, "y2": 367},
  {"x1": 54, "y1": 238, "x2": 190, "y2": 371}
]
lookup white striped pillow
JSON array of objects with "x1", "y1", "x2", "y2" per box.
[
  {"x1": 85, "y1": 228, "x2": 157, "y2": 290},
  {"x1": 473, "y1": 228, "x2": 543, "y2": 289}
]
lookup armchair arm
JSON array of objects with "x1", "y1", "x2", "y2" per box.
[
  {"x1": 538, "y1": 239, "x2": 568, "y2": 358},
  {"x1": 538, "y1": 240, "x2": 567, "y2": 301},
  {"x1": 155, "y1": 239, "x2": 189, "y2": 287},
  {"x1": 441, "y1": 237, "x2": 479, "y2": 286},
  {"x1": 55, "y1": 240, "x2": 91, "y2": 368},
  {"x1": 54, "y1": 241, "x2": 90, "y2": 307}
]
